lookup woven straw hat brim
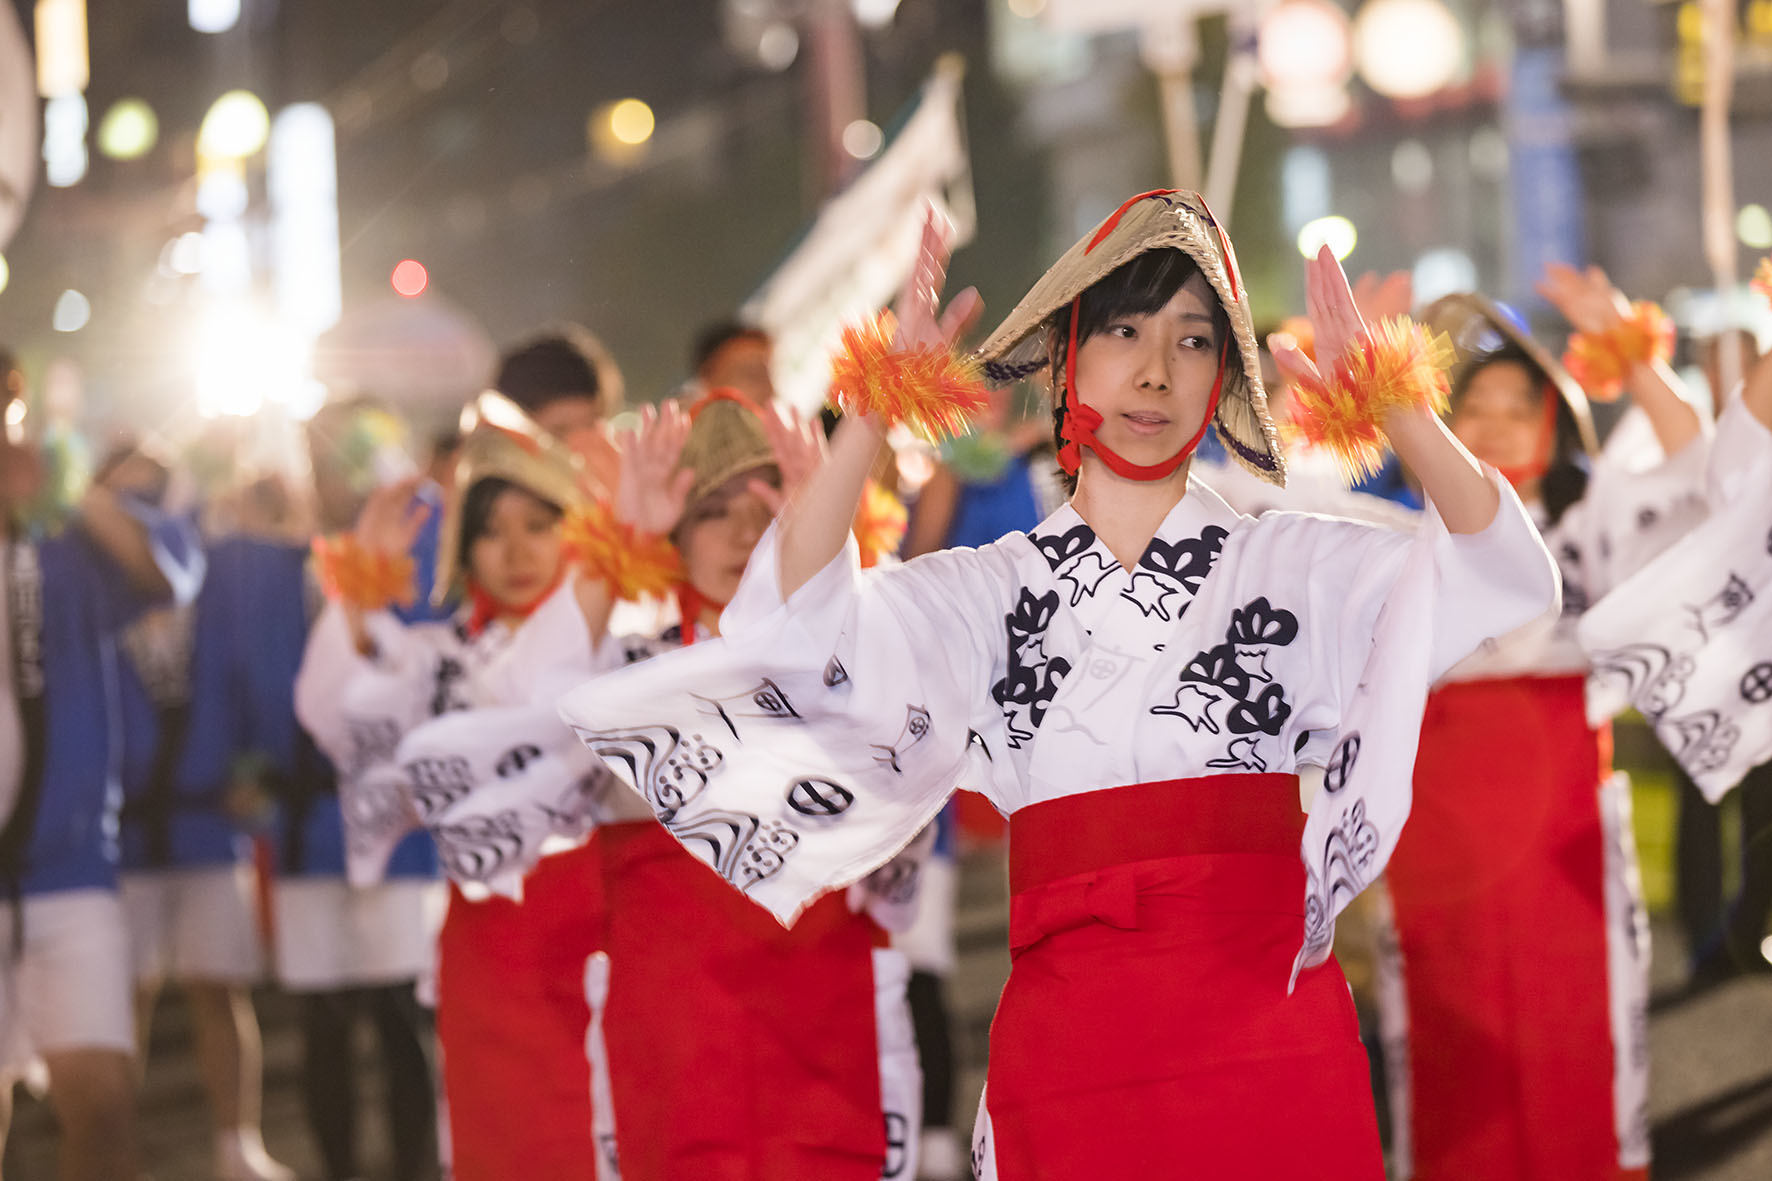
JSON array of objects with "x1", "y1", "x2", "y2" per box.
[
  {"x1": 678, "y1": 400, "x2": 778, "y2": 512},
  {"x1": 974, "y1": 192, "x2": 1286, "y2": 487},
  {"x1": 1423, "y1": 293, "x2": 1599, "y2": 457},
  {"x1": 434, "y1": 392, "x2": 591, "y2": 604}
]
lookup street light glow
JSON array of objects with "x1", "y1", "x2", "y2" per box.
[{"x1": 842, "y1": 119, "x2": 884, "y2": 160}]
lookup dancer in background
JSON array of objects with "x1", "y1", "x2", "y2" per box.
[
  {"x1": 102, "y1": 446, "x2": 294, "y2": 1181},
  {"x1": 0, "y1": 355, "x2": 204, "y2": 1181},
  {"x1": 691, "y1": 319, "x2": 779, "y2": 405},
  {"x1": 1383, "y1": 267, "x2": 1707, "y2": 1180},
  {"x1": 297, "y1": 392, "x2": 614, "y2": 1181},
  {"x1": 265, "y1": 396, "x2": 442, "y2": 1181},
  {"x1": 560, "y1": 195, "x2": 1556, "y2": 1175}
]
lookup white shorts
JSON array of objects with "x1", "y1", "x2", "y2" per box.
[
  {"x1": 272, "y1": 876, "x2": 444, "y2": 993},
  {"x1": 0, "y1": 889, "x2": 136, "y2": 1084},
  {"x1": 120, "y1": 865, "x2": 263, "y2": 985}
]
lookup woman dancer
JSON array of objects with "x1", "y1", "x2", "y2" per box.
[
  {"x1": 558, "y1": 193, "x2": 1558, "y2": 1175},
  {"x1": 296, "y1": 394, "x2": 612, "y2": 1181},
  {"x1": 1382, "y1": 268, "x2": 1706, "y2": 1180}
]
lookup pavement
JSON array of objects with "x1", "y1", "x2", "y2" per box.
[{"x1": 6, "y1": 846, "x2": 1771, "y2": 1179}]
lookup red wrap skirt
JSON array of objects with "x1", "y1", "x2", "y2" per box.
[
  {"x1": 984, "y1": 775, "x2": 1384, "y2": 1179},
  {"x1": 434, "y1": 836, "x2": 607, "y2": 1181},
  {"x1": 599, "y1": 819, "x2": 889, "y2": 1181},
  {"x1": 1387, "y1": 675, "x2": 1646, "y2": 1180}
]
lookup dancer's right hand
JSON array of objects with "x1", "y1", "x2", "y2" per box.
[
  {"x1": 614, "y1": 400, "x2": 694, "y2": 536},
  {"x1": 351, "y1": 475, "x2": 430, "y2": 558}
]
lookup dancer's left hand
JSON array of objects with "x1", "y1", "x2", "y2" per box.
[
  {"x1": 892, "y1": 206, "x2": 985, "y2": 362},
  {"x1": 615, "y1": 400, "x2": 694, "y2": 536},
  {"x1": 1270, "y1": 246, "x2": 1369, "y2": 391}
]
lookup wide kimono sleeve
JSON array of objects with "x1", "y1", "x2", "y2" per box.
[
  {"x1": 1265, "y1": 470, "x2": 1557, "y2": 981},
  {"x1": 293, "y1": 603, "x2": 446, "y2": 883},
  {"x1": 82, "y1": 500, "x2": 207, "y2": 633},
  {"x1": 388, "y1": 584, "x2": 628, "y2": 898},
  {"x1": 1581, "y1": 394, "x2": 1772, "y2": 801},
  {"x1": 557, "y1": 523, "x2": 1014, "y2": 926}
]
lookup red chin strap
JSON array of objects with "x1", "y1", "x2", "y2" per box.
[
  {"x1": 1056, "y1": 294, "x2": 1229, "y2": 481},
  {"x1": 1496, "y1": 386, "x2": 1561, "y2": 490}
]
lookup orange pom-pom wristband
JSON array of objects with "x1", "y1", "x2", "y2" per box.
[
  {"x1": 312, "y1": 535, "x2": 417, "y2": 612},
  {"x1": 1561, "y1": 301, "x2": 1674, "y2": 402},
  {"x1": 829, "y1": 312, "x2": 990, "y2": 442},
  {"x1": 1754, "y1": 258, "x2": 1772, "y2": 306},
  {"x1": 1288, "y1": 316, "x2": 1456, "y2": 481},
  {"x1": 562, "y1": 500, "x2": 683, "y2": 601},
  {"x1": 852, "y1": 480, "x2": 908, "y2": 569}
]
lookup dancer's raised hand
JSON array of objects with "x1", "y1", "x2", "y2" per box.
[
  {"x1": 352, "y1": 476, "x2": 431, "y2": 558},
  {"x1": 615, "y1": 400, "x2": 695, "y2": 536},
  {"x1": 748, "y1": 401, "x2": 826, "y2": 515},
  {"x1": 1535, "y1": 262, "x2": 1629, "y2": 336},
  {"x1": 891, "y1": 205, "x2": 985, "y2": 360}
]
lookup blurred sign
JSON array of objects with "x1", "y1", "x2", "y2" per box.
[
  {"x1": 0, "y1": 3, "x2": 37, "y2": 248},
  {"x1": 744, "y1": 56, "x2": 975, "y2": 412}
]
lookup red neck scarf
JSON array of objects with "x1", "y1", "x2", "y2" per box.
[
  {"x1": 674, "y1": 583, "x2": 727, "y2": 647},
  {"x1": 1496, "y1": 387, "x2": 1561, "y2": 490},
  {"x1": 464, "y1": 567, "x2": 567, "y2": 638}
]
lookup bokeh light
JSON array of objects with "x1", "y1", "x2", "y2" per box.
[
  {"x1": 842, "y1": 119, "x2": 884, "y2": 160},
  {"x1": 97, "y1": 98, "x2": 158, "y2": 160},
  {"x1": 1297, "y1": 215, "x2": 1358, "y2": 261},
  {"x1": 391, "y1": 259, "x2": 429, "y2": 298},
  {"x1": 53, "y1": 288, "x2": 91, "y2": 333},
  {"x1": 607, "y1": 99, "x2": 655, "y2": 146},
  {"x1": 1353, "y1": 0, "x2": 1465, "y2": 100},
  {"x1": 1737, "y1": 204, "x2": 1772, "y2": 250},
  {"x1": 198, "y1": 89, "x2": 271, "y2": 160}
]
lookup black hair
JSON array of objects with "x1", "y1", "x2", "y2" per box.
[
  {"x1": 496, "y1": 333, "x2": 604, "y2": 415},
  {"x1": 458, "y1": 477, "x2": 564, "y2": 573},
  {"x1": 1449, "y1": 344, "x2": 1589, "y2": 527},
  {"x1": 1042, "y1": 248, "x2": 1232, "y2": 491},
  {"x1": 691, "y1": 320, "x2": 772, "y2": 376}
]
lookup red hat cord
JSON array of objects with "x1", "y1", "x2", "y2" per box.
[{"x1": 1055, "y1": 188, "x2": 1231, "y2": 482}]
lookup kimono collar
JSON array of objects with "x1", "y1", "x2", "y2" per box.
[{"x1": 1035, "y1": 474, "x2": 1243, "y2": 563}]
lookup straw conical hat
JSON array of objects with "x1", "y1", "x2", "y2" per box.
[
  {"x1": 1422, "y1": 293, "x2": 1599, "y2": 457},
  {"x1": 433, "y1": 391, "x2": 590, "y2": 603},
  {"x1": 679, "y1": 390, "x2": 777, "y2": 510},
  {"x1": 974, "y1": 190, "x2": 1285, "y2": 485}
]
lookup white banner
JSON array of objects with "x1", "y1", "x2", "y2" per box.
[{"x1": 744, "y1": 55, "x2": 975, "y2": 413}]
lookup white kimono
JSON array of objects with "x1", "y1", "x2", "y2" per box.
[
  {"x1": 557, "y1": 470, "x2": 1557, "y2": 981},
  {"x1": 294, "y1": 576, "x2": 617, "y2": 896},
  {"x1": 1582, "y1": 394, "x2": 1772, "y2": 799}
]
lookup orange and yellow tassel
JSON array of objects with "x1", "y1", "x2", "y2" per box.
[
  {"x1": 311, "y1": 535, "x2": 416, "y2": 612},
  {"x1": 1561, "y1": 300, "x2": 1674, "y2": 402},
  {"x1": 562, "y1": 500, "x2": 683, "y2": 601},
  {"x1": 1289, "y1": 316, "x2": 1456, "y2": 482},
  {"x1": 829, "y1": 312, "x2": 990, "y2": 442},
  {"x1": 1754, "y1": 257, "x2": 1772, "y2": 305},
  {"x1": 852, "y1": 480, "x2": 908, "y2": 569}
]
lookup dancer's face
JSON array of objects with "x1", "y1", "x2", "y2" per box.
[
  {"x1": 466, "y1": 486, "x2": 565, "y2": 610},
  {"x1": 1448, "y1": 361, "x2": 1543, "y2": 474},
  {"x1": 677, "y1": 469, "x2": 776, "y2": 606},
  {"x1": 1071, "y1": 273, "x2": 1222, "y2": 471}
]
